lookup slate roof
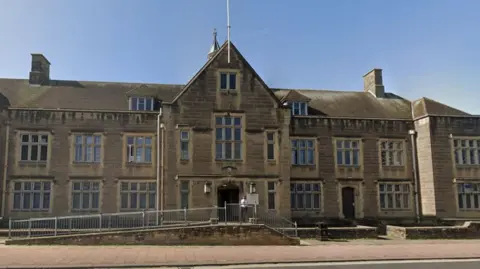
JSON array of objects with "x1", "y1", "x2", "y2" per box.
[{"x1": 0, "y1": 43, "x2": 473, "y2": 119}]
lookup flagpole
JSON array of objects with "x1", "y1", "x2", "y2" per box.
[{"x1": 227, "y1": 0, "x2": 231, "y2": 63}]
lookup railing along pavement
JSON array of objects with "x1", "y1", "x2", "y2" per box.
[{"x1": 9, "y1": 204, "x2": 298, "y2": 239}]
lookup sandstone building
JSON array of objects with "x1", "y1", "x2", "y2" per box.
[{"x1": 0, "y1": 34, "x2": 479, "y2": 225}]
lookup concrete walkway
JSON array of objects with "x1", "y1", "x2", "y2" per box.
[{"x1": 1, "y1": 240, "x2": 480, "y2": 268}]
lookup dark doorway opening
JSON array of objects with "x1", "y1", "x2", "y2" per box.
[
  {"x1": 218, "y1": 184, "x2": 240, "y2": 222},
  {"x1": 342, "y1": 187, "x2": 356, "y2": 220}
]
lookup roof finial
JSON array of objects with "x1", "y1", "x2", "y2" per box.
[{"x1": 208, "y1": 28, "x2": 220, "y2": 59}]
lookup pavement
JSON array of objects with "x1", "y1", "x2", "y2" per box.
[{"x1": 1, "y1": 240, "x2": 480, "y2": 268}]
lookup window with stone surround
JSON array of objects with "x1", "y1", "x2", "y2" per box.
[
  {"x1": 378, "y1": 183, "x2": 410, "y2": 210},
  {"x1": 267, "y1": 182, "x2": 276, "y2": 210},
  {"x1": 180, "y1": 130, "x2": 190, "y2": 161},
  {"x1": 219, "y1": 71, "x2": 238, "y2": 91},
  {"x1": 120, "y1": 181, "x2": 156, "y2": 211},
  {"x1": 215, "y1": 115, "x2": 242, "y2": 160},
  {"x1": 126, "y1": 135, "x2": 153, "y2": 163},
  {"x1": 129, "y1": 96, "x2": 155, "y2": 111},
  {"x1": 453, "y1": 139, "x2": 480, "y2": 165},
  {"x1": 291, "y1": 139, "x2": 315, "y2": 165},
  {"x1": 266, "y1": 132, "x2": 275, "y2": 161},
  {"x1": 290, "y1": 182, "x2": 321, "y2": 211},
  {"x1": 291, "y1": 102, "x2": 308, "y2": 116},
  {"x1": 180, "y1": 181, "x2": 190, "y2": 209},
  {"x1": 71, "y1": 181, "x2": 100, "y2": 212},
  {"x1": 73, "y1": 134, "x2": 102, "y2": 163},
  {"x1": 457, "y1": 182, "x2": 480, "y2": 210},
  {"x1": 335, "y1": 139, "x2": 361, "y2": 166},
  {"x1": 12, "y1": 181, "x2": 51, "y2": 211},
  {"x1": 19, "y1": 133, "x2": 49, "y2": 162},
  {"x1": 380, "y1": 140, "x2": 405, "y2": 166}
]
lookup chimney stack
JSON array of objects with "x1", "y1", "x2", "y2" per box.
[
  {"x1": 29, "y1": 54, "x2": 50, "y2": 85},
  {"x1": 363, "y1": 68, "x2": 384, "y2": 98}
]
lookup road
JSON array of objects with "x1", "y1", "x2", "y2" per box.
[{"x1": 183, "y1": 259, "x2": 480, "y2": 269}]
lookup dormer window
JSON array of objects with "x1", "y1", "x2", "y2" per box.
[
  {"x1": 129, "y1": 97, "x2": 155, "y2": 111},
  {"x1": 292, "y1": 102, "x2": 308, "y2": 116},
  {"x1": 219, "y1": 72, "x2": 237, "y2": 91}
]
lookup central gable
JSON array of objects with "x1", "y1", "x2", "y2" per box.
[{"x1": 170, "y1": 41, "x2": 281, "y2": 109}]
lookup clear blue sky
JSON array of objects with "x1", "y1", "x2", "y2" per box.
[{"x1": 1, "y1": 0, "x2": 479, "y2": 114}]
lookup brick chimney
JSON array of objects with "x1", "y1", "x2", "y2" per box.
[
  {"x1": 29, "y1": 53, "x2": 51, "y2": 85},
  {"x1": 363, "y1": 68, "x2": 384, "y2": 98}
]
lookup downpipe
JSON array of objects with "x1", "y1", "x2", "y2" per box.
[{"x1": 409, "y1": 129, "x2": 421, "y2": 224}]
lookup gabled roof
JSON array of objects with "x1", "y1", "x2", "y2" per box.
[
  {"x1": 276, "y1": 90, "x2": 311, "y2": 103},
  {"x1": 412, "y1": 97, "x2": 471, "y2": 119},
  {"x1": 273, "y1": 89, "x2": 412, "y2": 119},
  {"x1": 169, "y1": 40, "x2": 281, "y2": 106},
  {"x1": 0, "y1": 78, "x2": 183, "y2": 111}
]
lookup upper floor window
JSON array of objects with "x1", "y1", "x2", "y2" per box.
[
  {"x1": 215, "y1": 116, "x2": 242, "y2": 160},
  {"x1": 20, "y1": 133, "x2": 48, "y2": 162},
  {"x1": 129, "y1": 97, "x2": 155, "y2": 111},
  {"x1": 126, "y1": 135, "x2": 152, "y2": 163},
  {"x1": 219, "y1": 72, "x2": 237, "y2": 91},
  {"x1": 12, "y1": 181, "x2": 51, "y2": 211},
  {"x1": 336, "y1": 139, "x2": 361, "y2": 166},
  {"x1": 291, "y1": 139, "x2": 315, "y2": 165},
  {"x1": 454, "y1": 139, "x2": 480, "y2": 165},
  {"x1": 180, "y1": 130, "x2": 190, "y2": 161},
  {"x1": 457, "y1": 182, "x2": 480, "y2": 210},
  {"x1": 74, "y1": 134, "x2": 102, "y2": 163},
  {"x1": 292, "y1": 102, "x2": 308, "y2": 116},
  {"x1": 380, "y1": 140, "x2": 405, "y2": 166},
  {"x1": 266, "y1": 132, "x2": 275, "y2": 161},
  {"x1": 379, "y1": 183, "x2": 410, "y2": 210}
]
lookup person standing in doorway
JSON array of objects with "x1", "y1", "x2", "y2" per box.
[{"x1": 240, "y1": 195, "x2": 248, "y2": 222}]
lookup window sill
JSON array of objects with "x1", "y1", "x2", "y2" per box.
[
  {"x1": 219, "y1": 89, "x2": 238, "y2": 95},
  {"x1": 382, "y1": 165, "x2": 406, "y2": 169},
  {"x1": 458, "y1": 209, "x2": 480, "y2": 212},
  {"x1": 379, "y1": 208, "x2": 412, "y2": 212},
  {"x1": 456, "y1": 165, "x2": 480, "y2": 168},
  {"x1": 266, "y1": 159, "x2": 276, "y2": 164},
  {"x1": 180, "y1": 159, "x2": 190, "y2": 164},
  {"x1": 71, "y1": 210, "x2": 100, "y2": 214},
  {"x1": 18, "y1": 161, "x2": 47, "y2": 167},
  {"x1": 125, "y1": 162, "x2": 153, "y2": 167},
  {"x1": 292, "y1": 164, "x2": 315, "y2": 167},
  {"x1": 291, "y1": 208, "x2": 322, "y2": 212},
  {"x1": 337, "y1": 165, "x2": 362, "y2": 169},
  {"x1": 72, "y1": 162, "x2": 102, "y2": 166},
  {"x1": 11, "y1": 209, "x2": 50, "y2": 212},
  {"x1": 215, "y1": 159, "x2": 243, "y2": 163}
]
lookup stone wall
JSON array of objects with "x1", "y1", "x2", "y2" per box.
[
  {"x1": 284, "y1": 226, "x2": 377, "y2": 240},
  {"x1": 6, "y1": 224, "x2": 300, "y2": 246},
  {"x1": 386, "y1": 222, "x2": 480, "y2": 239}
]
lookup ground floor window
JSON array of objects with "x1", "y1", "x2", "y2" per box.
[
  {"x1": 12, "y1": 181, "x2": 51, "y2": 211},
  {"x1": 267, "y1": 182, "x2": 276, "y2": 210},
  {"x1": 290, "y1": 182, "x2": 321, "y2": 210},
  {"x1": 378, "y1": 183, "x2": 410, "y2": 210},
  {"x1": 180, "y1": 181, "x2": 190, "y2": 209},
  {"x1": 71, "y1": 180, "x2": 101, "y2": 212},
  {"x1": 120, "y1": 181, "x2": 156, "y2": 211},
  {"x1": 457, "y1": 182, "x2": 480, "y2": 210}
]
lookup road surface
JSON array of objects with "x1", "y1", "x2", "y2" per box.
[{"x1": 181, "y1": 259, "x2": 480, "y2": 269}]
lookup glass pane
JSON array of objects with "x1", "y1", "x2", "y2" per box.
[
  {"x1": 380, "y1": 194, "x2": 386, "y2": 209},
  {"x1": 215, "y1": 117, "x2": 223, "y2": 125},
  {"x1": 305, "y1": 193, "x2": 312, "y2": 209},
  {"x1": 21, "y1": 145, "x2": 29, "y2": 161},
  {"x1": 94, "y1": 146, "x2": 101, "y2": 162},
  {"x1": 31, "y1": 145, "x2": 38, "y2": 161},
  {"x1": 72, "y1": 193, "x2": 81, "y2": 209},
  {"x1": 31, "y1": 135, "x2": 38, "y2": 143},
  {"x1": 33, "y1": 182, "x2": 41, "y2": 190},
  {"x1": 220, "y1": 73, "x2": 227, "y2": 89},
  {"x1": 75, "y1": 145, "x2": 83, "y2": 161},
  {"x1": 297, "y1": 194, "x2": 304, "y2": 209},
  {"x1": 290, "y1": 193, "x2": 296, "y2": 209},
  {"x1": 146, "y1": 99, "x2": 152, "y2": 110},
  {"x1": 267, "y1": 144, "x2": 274, "y2": 160},
  {"x1": 92, "y1": 193, "x2": 99, "y2": 209},
  {"x1": 344, "y1": 151, "x2": 351, "y2": 165},
  {"x1": 130, "y1": 193, "x2": 138, "y2": 208},
  {"x1": 14, "y1": 182, "x2": 21, "y2": 191},
  {"x1": 40, "y1": 145, "x2": 48, "y2": 161},
  {"x1": 139, "y1": 183, "x2": 147, "y2": 191},
  {"x1": 145, "y1": 137, "x2": 152, "y2": 145},
  {"x1": 145, "y1": 147, "x2": 152, "y2": 162},
  {"x1": 13, "y1": 193, "x2": 21, "y2": 209},
  {"x1": 299, "y1": 149, "x2": 305, "y2": 164},
  {"x1": 225, "y1": 128, "x2": 232, "y2": 140},
  {"x1": 313, "y1": 194, "x2": 320, "y2": 209},
  {"x1": 229, "y1": 73, "x2": 236, "y2": 89},
  {"x1": 224, "y1": 117, "x2": 232, "y2": 125},
  {"x1": 180, "y1": 181, "x2": 189, "y2": 191},
  {"x1": 82, "y1": 193, "x2": 90, "y2": 209},
  {"x1": 234, "y1": 117, "x2": 241, "y2": 126},
  {"x1": 149, "y1": 193, "x2": 156, "y2": 209},
  {"x1": 23, "y1": 193, "x2": 31, "y2": 209},
  {"x1": 313, "y1": 183, "x2": 320, "y2": 192},
  {"x1": 267, "y1": 182, "x2": 275, "y2": 191},
  {"x1": 181, "y1": 193, "x2": 189, "y2": 209},
  {"x1": 139, "y1": 193, "x2": 147, "y2": 209},
  {"x1": 130, "y1": 97, "x2": 138, "y2": 110},
  {"x1": 42, "y1": 193, "x2": 50, "y2": 209},
  {"x1": 234, "y1": 128, "x2": 241, "y2": 141},
  {"x1": 353, "y1": 150, "x2": 359, "y2": 165},
  {"x1": 225, "y1": 142, "x2": 232, "y2": 159},
  {"x1": 307, "y1": 149, "x2": 314, "y2": 164},
  {"x1": 291, "y1": 149, "x2": 297, "y2": 165},
  {"x1": 216, "y1": 128, "x2": 223, "y2": 140},
  {"x1": 135, "y1": 147, "x2": 143, "y2": 162},
  {"x1": 43, "y1": 182, "x2": 51, "y2": 190},
  {"x1": 336, "y1": 150, "x2": 343, "y2": 164},
  {"x1": 268, "y1": 193, "x2": 275, "y2": 210},
  {"x1": 21, "y1": 134, "x2": 29, "y2": 143},
  {"x1": 234, "y1": 142, "x2": 241, "y2": 159},
  {"x1": 127, "y1": 137, "x2": 134, "y2": 145},
  {"x1": 215, "y1": 143, "x2": 223, "y2": 159},
  {"x1": 121, "y1": 194, "x2": 128, "y2": 209},
  {"x1": 32, "y1": 193, "x2": 41, "y2": 209}
]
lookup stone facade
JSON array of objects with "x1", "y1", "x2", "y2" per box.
[{"x1": 0, "y1": 39, "x2": 479, "y2": 225}]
